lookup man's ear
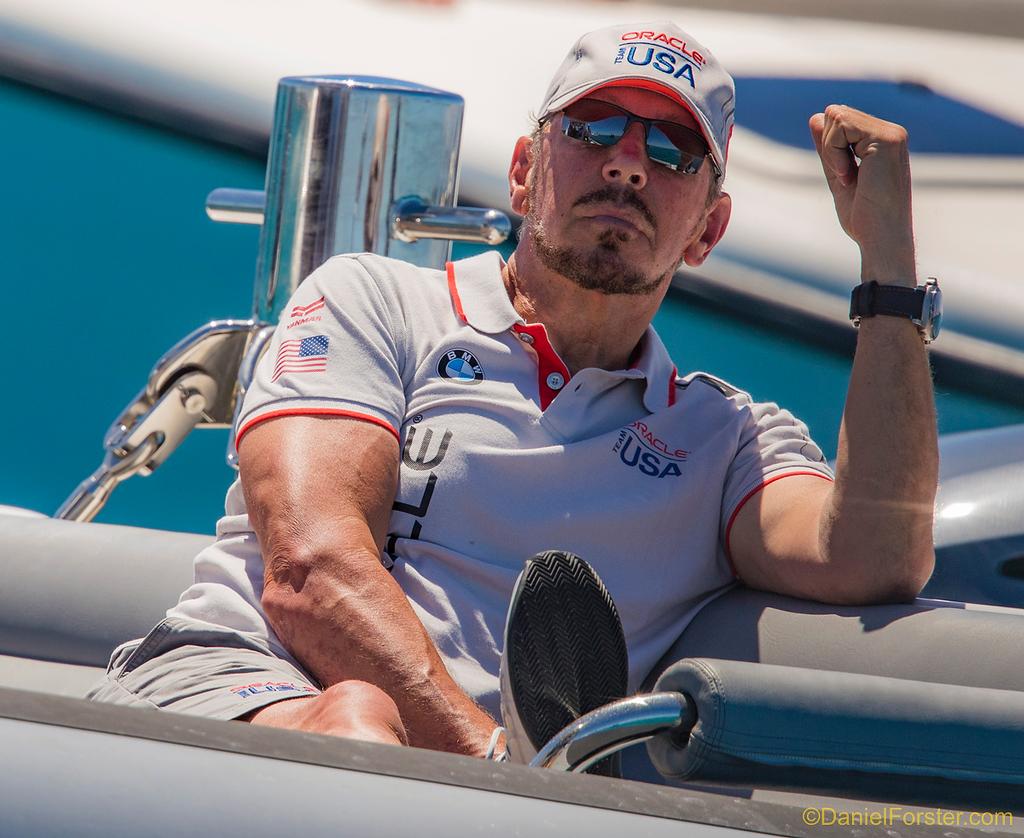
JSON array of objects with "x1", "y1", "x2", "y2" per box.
[
  {"x1": 508, "y1": 135, "x2": 533, "y2": 216},
  {"x1": 682, "y1": 191, "x2": 732, "y2": 267}
]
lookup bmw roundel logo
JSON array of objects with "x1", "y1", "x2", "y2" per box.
[{"x1": 437, "y1": 348, "x2": 484, "y2": 384}]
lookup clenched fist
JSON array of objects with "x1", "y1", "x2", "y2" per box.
[{"x1": 809, "y1": 105, "x2": 917, "y2": 286}]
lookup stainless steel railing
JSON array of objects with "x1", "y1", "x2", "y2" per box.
[{"x1": 529, "y1": 693, "x2": 695, "y2": 773}]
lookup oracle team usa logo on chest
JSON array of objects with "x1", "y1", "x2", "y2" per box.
[
  {"x1": 437, "y1": 348, "x2": 484, "y2": 384},
  {"x1": 612, "y1": 420, "x2": 689, "y2": 479}
]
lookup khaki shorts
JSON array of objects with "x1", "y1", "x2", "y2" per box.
[{"x1": 87, "y1": 617, "x2": 322, "y2": 720}]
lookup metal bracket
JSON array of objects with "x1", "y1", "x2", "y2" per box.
[{"x1": 56, "y1": 321, "x2": 262, "y2": 522}]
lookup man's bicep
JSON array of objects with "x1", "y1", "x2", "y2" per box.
[
  {"x1": 238, "y1": 414, "x2": 400, "y2": 560},
  {"x1": 727, "y1": 473, "x2": 834, "y2": 599}
]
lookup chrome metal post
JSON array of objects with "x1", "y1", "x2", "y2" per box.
[
  {"x1": 206, "y1": 76, "x2": 513, "y2": 322},
  {"x1": 252, "y1": 76, "x2": 465, "y2": 323}
]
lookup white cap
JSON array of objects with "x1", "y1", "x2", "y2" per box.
[{"x1": 538, "y1": 22, "x2": 736, "y2": 176}]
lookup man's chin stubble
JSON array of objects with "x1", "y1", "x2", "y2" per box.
[{"x1": 530, "y1": 223, "x2": 665, "y2": 297}]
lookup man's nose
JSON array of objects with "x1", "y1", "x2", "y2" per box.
[{"x1": 602, "y1": 123, "x2": 649, "y2": 189}]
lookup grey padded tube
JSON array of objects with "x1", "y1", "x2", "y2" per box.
[
  {"x1": 647, "y1": 658, "x2": 1024, "y2": 810},
  {"x1": 644, "y1": 587, "x2": 1024, "y2": 692},
  {"x1": 0, "y1": 516, "x2": 207, "y2": 666}
]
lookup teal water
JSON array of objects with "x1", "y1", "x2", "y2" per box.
[{"x1": 2, "y1": 79, "x2": 1022, "y2": 534}]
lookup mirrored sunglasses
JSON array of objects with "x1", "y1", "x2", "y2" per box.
[{"x1": 557, "y1": 99, "x2": 718, "y2": 178}]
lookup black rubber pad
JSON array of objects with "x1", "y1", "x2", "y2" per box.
[{"x1": 506, "y1": 550, "x2": 628, "y2": 775}]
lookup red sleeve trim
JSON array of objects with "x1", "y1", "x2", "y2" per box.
[
  {"x1": 236, "y1": 408, "x2": 400, "y2": 449},
  {"x1": 723, "y1": 469, "x2": 834, "y2": 578},
  {"x1": 446, "y1": 262, "x2": 467, "y2": 323}
]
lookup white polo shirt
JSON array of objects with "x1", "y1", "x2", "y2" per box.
[{"x1": 169, "y1": 251, "x2": 833, "y2": 721}]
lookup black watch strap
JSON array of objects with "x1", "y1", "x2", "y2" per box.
[{"x1": 850, "y1": 281, "x2": 924, "y2": 320}]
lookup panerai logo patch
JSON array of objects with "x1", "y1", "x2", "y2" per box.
[
  {"x1": 612, "y1": 420, "x2": 689, "y2": 479},
  {"x1": 437, "y1": 348, "x2": 484, "y2": 384}
]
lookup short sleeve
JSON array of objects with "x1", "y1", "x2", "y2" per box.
[
  {"x1": 235, "y1": 255, "x2": 407, "y2": 446},
  {"x1": 720, "y1": 392, "x2": 834, "y2": 543}
]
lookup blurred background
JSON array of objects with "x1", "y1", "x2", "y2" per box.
[{"x1": 1, "y1": 0, "x2": 1022, "y2": 534}]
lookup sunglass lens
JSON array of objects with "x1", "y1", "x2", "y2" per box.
[
  {"x1": 644, "y1": 127, "x2": 684, "y2": 169},
  {"x1": 648, "y1": 124, "x2": 705, "y2": 174},
  {"x1": 560, "y1": 101, "x2": 709, "y2": 175},
  {"x1": 584, "y1": 116, "x2": 632, "y2": 148}
]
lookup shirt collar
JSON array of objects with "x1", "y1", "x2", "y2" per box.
[
  {"x1": 446, "y1": 252, "x2": 520, "y2": 334},
  {"x1": 446, "y1": 253, "x2": 680, "y2": 410},
  {"x1": 630, "y1": 327, "x2": 681, "y2": 412}
]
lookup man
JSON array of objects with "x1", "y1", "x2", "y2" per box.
[{"x1": 90, "y1": 21, "x2": 938, "y2": 764}]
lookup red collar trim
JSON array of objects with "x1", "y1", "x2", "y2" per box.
[
  {"x1": 512, "y1": 322, "x2": 571, "y2": 411},
  {"x1": 446, "y1": 261, "x2": 468, "y2": 323}
]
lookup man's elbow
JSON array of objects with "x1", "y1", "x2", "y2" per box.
[
  {"x1": 260, "y1": 553, "x2": 307, "y2": 622},
  {"x1": 882, "y1": 550, "x2": 935, "y2": 603},
  {"x1": 259, "y1": 540, "x2": 382, "y2": 626},
  {"x1": 260, "y1": 544, "x2": 322, "y2": 626},
  {"x1": 827, "y1": 548, "x2": 935, "y2": 606}
]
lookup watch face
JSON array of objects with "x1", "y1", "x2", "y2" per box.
[{"x1": 927, "y1": 284, "x2": 943, "y2": 341}]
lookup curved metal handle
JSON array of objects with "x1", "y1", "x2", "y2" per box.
[
  {"x1": 529, "y1": 692, "x2": 695, "y2": 773},
  {"x1": 208, "y1": 190, "x2": 513, "y2": 247},
  {"x1": 392, "y1": 197, "x2": 511, "y2": 245}
]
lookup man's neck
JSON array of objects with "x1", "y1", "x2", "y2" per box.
[{"x1": 502, "y1": 245, "x2": 668, "y2": 376}]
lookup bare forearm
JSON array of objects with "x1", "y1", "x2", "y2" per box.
[
  {"x1": 824, "y1": 291, "x2": 937, "y2": 600},
  {"x1": 263, "y1": 540, "x2": 497, "y2": 755},
  {"x1": 239, "y1": 416, "x2": 497, "y2": 757}
]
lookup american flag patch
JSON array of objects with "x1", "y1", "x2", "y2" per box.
[{"x1": 272, "y1": 334, "x2": 329, "y2": 382}]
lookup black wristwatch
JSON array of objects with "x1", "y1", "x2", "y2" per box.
[{"x1": 849, "y1": 278, "x2": 942, "y2": 343}]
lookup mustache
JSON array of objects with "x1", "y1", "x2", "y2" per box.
[{"x1": 574, "y1": 186, "x2": 656, "y2": 231}]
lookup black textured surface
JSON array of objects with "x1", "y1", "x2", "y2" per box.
[{"x1": 507, "y1": 550, "x2": 629, "y2": 775}]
